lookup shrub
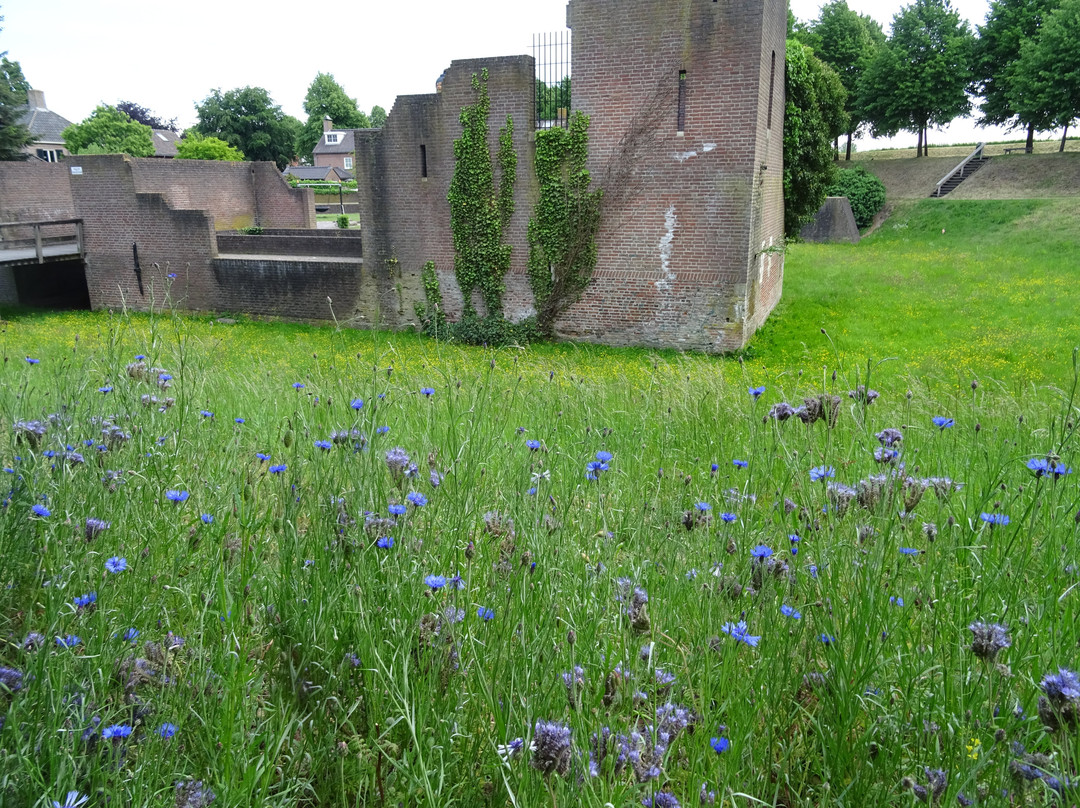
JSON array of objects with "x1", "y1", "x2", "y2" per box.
[
  {"x1": 237, "y1": 225, "x2": 263, "y2": 235},
  {"x1": 336, "y1": 215, "x2": 350, "y2": 229},
  {"x1": 827, "y1": 166, "x2": 886, "y2": 229}
]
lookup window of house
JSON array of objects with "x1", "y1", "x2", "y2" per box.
[
  {"x1": 325, "y1": 133, "x2": 340, "y2": 144},
  {"x1": 344, "y1": 157, "x2": 353, "y2": 170},
  {"x1": 36, "y1": 148, "x2": 60, "y2": 163}
]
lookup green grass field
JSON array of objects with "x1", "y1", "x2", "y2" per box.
[{"x1": 0, "y1": 199, "x2": 1078, "y2": 808}]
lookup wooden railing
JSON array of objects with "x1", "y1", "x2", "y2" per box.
[
  {"x1": 0, "y1": 218, "x2": 84, "y2": 264},
  {"x1": 933, "y1": 143, "x2": 985, "y2": 197}
]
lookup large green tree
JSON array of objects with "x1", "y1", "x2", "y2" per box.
[
  {"x1": 62, "y1": 105, "x2": 155, "y2": 156},
  {"x1": 116, "y1": 100, "x2": 178, "y2": 132},
  {"x1": 860, "y1": 0, "x2": 975, "y2": 156},
  {"x1": 369, "y1": 105, "x2": 387, "y2": 128},
  {"x1": 0, "y1": 55, "x2": 31, "y2": 160},
  {"x1": 194, "y1": 86, "x2": 296, "y2": 169},
  {"x1": 296, "y1": 73, "x2": 367, "y2": 163},
  {"x1": 784, "y1": 39, "x2": 848, "y2": 238},
  {"x1": 808, "y1": 1, "x2": 886, "y2": 160},
  {"x1": 176, "y1": 132, "x2": 245, "y2": 161},
  {"x1": 1009, "y1": 0, "x2": 1080, "y2": 150}
]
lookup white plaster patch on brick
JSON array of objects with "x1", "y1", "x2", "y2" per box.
[
  {"x1": 701, "y1": 143, "x2": 717, "y2": 153},
  {"x1": 674, "y1": 150, "x2": 698, "y2": 162},
  {"x1": 656, "y1": 204, "x2": 678, "y2": 290}
]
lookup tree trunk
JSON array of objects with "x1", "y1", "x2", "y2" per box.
[
  {"x1": 845, "y1": 132, "x2": 853, "y2": 161},
  {"x1": 923, "y1": 126, "x2": 929, "y2": 157},
  {"x1": 1026, "y1": 123, "x2": 1035, "y2": 152},
  {"x1": 1061, "y1": 124, "x2": 1069, "y2": 152},
  {"x1": 916, "y1": 127, "x2": 923, "y2": 157},
  {"x1": 834, "y1": 137, "x2": 840, "y2": 160}
]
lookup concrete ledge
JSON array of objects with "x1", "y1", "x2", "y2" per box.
[{"x1": 799, "y1": 197, "x2": 860, "y2": 244}]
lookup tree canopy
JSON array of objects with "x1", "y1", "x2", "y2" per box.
[
  {"x1": 62, "y1": 105, "x2": 155, "y2": 157},
  {"x1": 369, "y1": 105, "x2": 387, "y2": 128},
  {"x1": 1009, "y1": 0, "x2": 1080, "y2": 149},
  {"x1": 0, "y1": 56, "x2": 32, "y2": 160},
  {"x1": 806, "y1": 1, "x2": 885, "y2": 159},
  {"x1": 859, "y1": 0, "x2": 975, "y2": 156},
  {"x1": 194, "y1": 86, "x2": 297, "y2": 169},
  {"x1": 175, "y1": 132, "x2": 245, "y2": 161},
  {"x1": 116, "y1": 100, "x2": 178, "y2": 132},
  {"x1": 297, "y1": 73, "x2": 367, "y2": 163},
  {"x1": 784, "y1": 39, "x2": 847, "y2": 238}
]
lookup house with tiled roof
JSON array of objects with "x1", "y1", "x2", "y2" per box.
[
  {"x1": 19, "y1": 89, "x2": 72, "y2": 162},
  {"x1": 282, "y1": 165, "x2": 354, "y2": 182},
  {"x1": 150, "y1": 129, "x2": 181, "y2": 158},
  {"x1": 313, "y1": 117, "x2": 356, "y2": 173}
]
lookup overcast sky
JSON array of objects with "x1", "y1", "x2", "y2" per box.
[{"x1": 2, "y1": 0, "x2": 1054, "y2": 151}]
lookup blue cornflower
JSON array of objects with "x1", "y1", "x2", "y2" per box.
[
  {"x1": 686, "y1": 568, "x2": 698, "y2": 580},
  {"x1": 314, "y1": 440, "x2": 332, "y2": 451},
  {"x1": 890, "y1": 596, "x2": 904, "y2": 607},
  {"x1": 388, "y1": 503, "x2": 407, "y2": 515},
  {"x1": 750, "y1": 545, "x2": 773, "y2": 559},
  {"x1": 526, "y1": 439, "x2": 541, "y2": 450},
  {"x1": 201, "y1": 513, "x2": 213, "y2": 524},
  {"x1": 98, "y1": 385, "x2": 113, "y2": 394},
  {"x1": 25, "y1": 357, "x2": 40, "y2": 364},
  {"x1": 200, "y1": 410, "x2": 213, "y2": 418},
  {"x1": 720, "y1": 512, "x2": 737, "y2": 523},
  {"x1": 165, "y1": 489, "x2": 189, "y2": 503},
  {"x1": 809, "y1": 465, "x2": 835, "y2": 482},
  {"x1": 350, "y1": 398, "x2": 364, "y2": 410},
  {"x1": 526, "y1": 487, "x2": 537, "y2": 496},
  {"x1": 256, "y1": 452, "x2": 271, "y2": 462},
  {"x1": 105, "y1": 556, "x2": 127, "y2": 573},
  {"x1": 420, "y1": 387, "x2": 435, "y2": 396},
  {"x1": 710, "y1": 736, "x2": 731, "y2": 753},
  {"x1": 980, "y1": 513, "x2": 1010, "y2": 526},
  {"x1": 158, "y1": 722, "x2": 178, "y2": 739},
  {"x1": 101, "y1": 724, "x2": 132, "y2": 740},
  {"x1": 748, "y1": 385, "x2": 766, "y2": 399},
  {"x1": 376, "y1": 425, "x2": 390, "y2": 434},
  {"x1": 711, "y1": 463, "x2": 719, "y2": 473},
  {"x1": 235, "y1": 417, "x2": 245, "y2": 424},
  {"x1": 158, "y1": 373, "x2": 172, "y2": 383},
  {"x1": 820, "y1": 634, "x2": 836, "y2": 645},
  {"x1": 406, "y1": 492, "x2": 427, "y2": 507},
  {"x1": 31, "y1": 503, "x2": 50, "y2": 518},
  {"x1": 50, "y1": 791, "x2": 88, "y2": 808},
  {"x1": 695, "y1": 502, "x2": 711, "y2": 512},
  {"x1": 269, "y1": 464, "x2": 287, "y2": 474},
  {"x1": 789, "y1": 534, "x2": 801, "y2": 543},
  {"x1": 721, "y1": 620, "x2": 760, "y2": 647},
  {"x1": 56, "y1": 634, "x2": 80, "y2": 648},
  {"x1": 780, "y1": 604, "x2": 801, "y2": 619},
  {"x1": 123, "y1": 627, "x2": 139, "y2": 640},
  {"x1": 73, "y1": 592, "x2": 96, "y2": 609},
  {"x1": 899, "y1": 547, "x2": 920, "y2": 555},
  {"x1": 477, "y1": 606, "x2": 495, "y2": 621},
  {"x1": 932, "y1": 416, "x2": 955, "y2": 430},
  {"x1": 167, "y1": 272, "x2": 176, "y2": 279},
  {"x1": 448, "y1": 573, "x2": 465, "y2": 590},
  {"x1": 424, "y1": 574, "x2": 446, "y2": 590},
  {"x1": 808, "y1": 564, "x2": 819, "y2": 578},
  {"x1": 376, "y1": 536, "x2": 394, "y2": 549},
  {"x1": 292, "y1": 382, "x2": 305, "y2": 389},
  {"x1": 732, "y1": 459, "x2": 748, "y2": 468},
  {"x1": 134, "y1": 354, "x2": 145, "y2": 360},
  {"x1": 596, "y1": 450, "x2": 613, "y2": 462}
]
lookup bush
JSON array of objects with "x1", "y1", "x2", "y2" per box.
[
  {"x1": 336, "y1": 215, "x2": 350, "y2": 229},
  {"x1": 827, "y1": 166, "x2": 886, "y2": 230},
  {"x1": 237, "y1": 225, "x2": 263, "y2": 235}
]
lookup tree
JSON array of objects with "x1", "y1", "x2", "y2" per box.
[
  {"x1": 116, "y1": 100, "x2": 178, "y2": 132},
  {"x1": 62, "y1": 105, "x2": 154, "y2": 156},
  {"x1": 0, "y1": 55, "x2": 31, "y2": 160},
  {"x1": 194, "y1": 86, "x2": 295, "y2": 169},
  {"x1": 860, "y1": 0, "x2": 975, "y2": 156},
  {"x1": 296, "y1": 73, "x2": 367, "y2": 162},
  {"x1": 809, "y1": 1, "x2": 886, "y2": 159},
  {"x1": 369, "y1": 105, "x2": 387, "y2": 128},
  {"x1": 784, "y1": 40, "x2": 847, "y2": 238},
  {"x1": 1009, "y1": 0, "x2": 1080, "y2": 150},
  {"x1": 175, "y1": 132, "x2": 245, "y2": 160}
]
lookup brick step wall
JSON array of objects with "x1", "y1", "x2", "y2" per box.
[{"x1": 216, "y1": 230, "x2": 362, "y2": 258}]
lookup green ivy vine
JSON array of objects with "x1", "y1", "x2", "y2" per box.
[
  {"x1": 447, "y1": 69, "x2": 517, "y2": 319},
  {"x1": 414, "y1": 260, "x2": 446, "y2": 333},
  {"x1": 527, "y1": 111, "x2": 602, "y2": 335}
]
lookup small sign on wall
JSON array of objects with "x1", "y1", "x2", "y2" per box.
[{"x1": 70, "y1": 166, "x2": 83, "y2": 175}]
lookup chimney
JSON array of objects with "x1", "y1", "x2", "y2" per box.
[
  {"x1": 323, "y1": 116, "x2": 333, "y2": 133},
  {"x1": 27, "y1": 88, "x2": 46, "y2": 109}
]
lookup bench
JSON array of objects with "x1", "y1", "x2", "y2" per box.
[{"x1": 1003, "y1": 146, "x2": 1032, "y2": 155}]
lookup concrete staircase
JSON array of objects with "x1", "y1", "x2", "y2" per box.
[{"x1": 931, "y1": 145, "x2": 989, "y2": 197}]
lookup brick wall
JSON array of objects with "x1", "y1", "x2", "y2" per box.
[
  {"x1": 0, "y1": 162, "x2": 75, "y2": 223},
  {"x1": 559, "y1": 0, "x2": 787, "y2": 352},
  {"x1": 353, "y1": 56, "x2": 538, "y2": 329},
  {"x1": 211, "y1": 257, "x2": 362, "y2": 321}
]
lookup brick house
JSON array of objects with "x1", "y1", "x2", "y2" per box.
[
  {"x1": 18, "y1": 89, "x2": 73, "y2": 163},
  {"x1": 313, "y1": 117, "x2": 357, "y2": 172}
]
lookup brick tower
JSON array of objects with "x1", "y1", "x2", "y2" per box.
[{"x1": 560, "y1": 0, "x2": 787, "y2": 351}]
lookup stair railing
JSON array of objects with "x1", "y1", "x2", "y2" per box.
[{"x1": 934, "y1": 143, "x2": 986, "y2": 197}]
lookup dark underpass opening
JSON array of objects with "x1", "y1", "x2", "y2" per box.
[{"x1": 11, "y1": 259, "x2": 91, "y2": 309}]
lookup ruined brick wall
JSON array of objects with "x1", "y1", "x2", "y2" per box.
[
  {"x1": 560, "y1": 0, "x2": 786, "y2": 351},
  {"x1": 353, "y1": 56, "x2": 537, "y2": 329}
]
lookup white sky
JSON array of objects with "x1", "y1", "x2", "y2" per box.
[{"x1": 1, "y1": 0, "x2": 1056, "y2": 150}]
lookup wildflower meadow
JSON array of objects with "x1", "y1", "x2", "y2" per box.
[{"x1": 1, "y1": 304, "x2": 1078, "y2": 808}]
